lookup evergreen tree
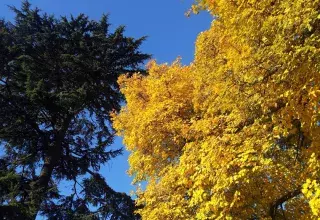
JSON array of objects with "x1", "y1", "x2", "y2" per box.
[{"x1": 0, "y1": 1, "x2": 150, "y2": 219}]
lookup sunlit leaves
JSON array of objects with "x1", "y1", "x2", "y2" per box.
[{"x1": 114, "y1": 0, "x2": 320, "y2": 218}]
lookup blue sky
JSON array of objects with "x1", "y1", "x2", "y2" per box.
[{"x1": 0, "y1": 0, "x2": 211, "y2": 196}]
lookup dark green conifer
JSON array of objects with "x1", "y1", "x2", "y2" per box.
[{"x1": 0, "y1": 1, "x2": 150, "y2": 219}]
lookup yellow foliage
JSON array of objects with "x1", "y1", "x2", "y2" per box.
[{"x1": 113, "y1": 0, "x2": 320, "y2": 219}]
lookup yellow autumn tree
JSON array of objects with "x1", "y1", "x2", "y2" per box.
[{"x1": 113, "y1": 0, "x2": 320, "y2": 219}]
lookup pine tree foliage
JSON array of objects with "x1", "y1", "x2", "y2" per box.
[
  {"x1": 113, "y1": 0, "x2": 320, "y2": 219},
  {"x1": 0, "y1": 1, "x2": 150, "y2": 219}
]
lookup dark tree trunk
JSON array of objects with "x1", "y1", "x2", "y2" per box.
[{"x1": 30, "y1": 126, "x2": 68, "y2": 219}]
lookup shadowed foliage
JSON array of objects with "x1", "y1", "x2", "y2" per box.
[{"x1": 0, "y1": 1, "x2": 150, "y2": 219}]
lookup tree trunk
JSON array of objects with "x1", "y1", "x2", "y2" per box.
[
  {"x1": 29, "y1": 115, "x2": 72, "y2": 218},
  {"x1": 30, "y1": 132, "x2": 64, "y2": 219}
]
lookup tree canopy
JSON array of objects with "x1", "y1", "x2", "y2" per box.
[
  {"x1": 0, "y1": 1, "x2": 150, "y2": 219},
  {"x1": 113, "y1": 0, "x2": 320, "y2": 219}
]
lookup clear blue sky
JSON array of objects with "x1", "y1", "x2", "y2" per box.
[{"x1": 0, "y1": 0, "x2": 211, "y2": 196}]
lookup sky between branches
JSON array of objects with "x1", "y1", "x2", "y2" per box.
[{"x1": 0, "y1": 0, "x2": 211, "y2": 195}]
